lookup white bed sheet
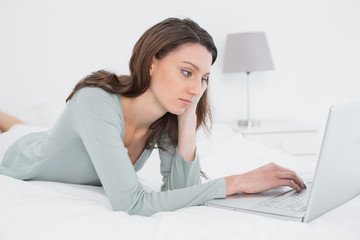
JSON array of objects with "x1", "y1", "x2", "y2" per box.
[{"x1": 1, "y1": 123, "x2": 359, "y2": 240}]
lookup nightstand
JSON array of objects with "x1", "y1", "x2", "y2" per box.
[{"x1": 230, "y1": 119, "x2": 322, "y2": 160}]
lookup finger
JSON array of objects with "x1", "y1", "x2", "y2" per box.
[
  {"x1": 280, "y1": 172, "x2": 305, "y2": 190},
  {"x1": 277, "y1": 171, "x2": 306, "y2": 190},
  {"x1": 277, "y1": 165, "x2": 306, "y2": 189},
  {"x1": 279, "y1": 179, "x2": 303, "y2": 192}
]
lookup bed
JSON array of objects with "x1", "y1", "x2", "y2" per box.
[{"x1": 1, "y1": 122, "x2": 359, "y2": 240}]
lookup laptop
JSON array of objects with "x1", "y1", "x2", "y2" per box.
[{"x1": 205, "y1": 102, "x2": 360, "y2": 222}]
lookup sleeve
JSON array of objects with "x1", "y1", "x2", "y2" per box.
[
  {"x1": 70, "y1": 88, "x2": 226, "y2": 216},
  {"x1": 158, "y1": 141, "x2": 202, "y2": 191}
]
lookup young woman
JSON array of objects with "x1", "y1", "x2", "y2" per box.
[{"x1": 0, "y1": 18, "x2": 305, "y2": 216}]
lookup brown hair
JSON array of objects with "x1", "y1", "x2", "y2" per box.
[{"x1": 66, "y1": 17, "x2": 217, "y2": 149}]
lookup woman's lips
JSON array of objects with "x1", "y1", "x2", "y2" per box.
[{"x1": 180, "y1": 98, "x2": 192, "y2": 106}]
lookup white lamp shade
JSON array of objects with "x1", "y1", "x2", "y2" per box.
[{"x1": 223, "y1": 32, "x2": 274, "y2": 73}]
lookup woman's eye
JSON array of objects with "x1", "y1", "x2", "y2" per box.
[
  {"x1": 201, "y1": 76, "x2": 209, "y2": 82},
  {"x1": 181, "y1": 69, "x2": 192, "y2": 77}
]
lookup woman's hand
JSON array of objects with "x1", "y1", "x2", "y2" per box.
[
  {"x1": 181, "y1": 80, "x2": 208, "y2": 116},
  {"x1": 177, "y1": 81, "x2": 207, "y2": 162},
  {"x1": 225, "y1": 162, "x2": 306, "y2": 196}
]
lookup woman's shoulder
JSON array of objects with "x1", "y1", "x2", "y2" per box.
[
  {"x1": 72, "y1": 87, "x2": 121, "y2": 105},
  {"x1": 75, "y1": 87, "x2": 116, "y2": 98},
  {"x1": 69, "y1": 87, "x2": 123, "y2": 118}
]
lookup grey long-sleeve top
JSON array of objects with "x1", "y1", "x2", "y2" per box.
[{"x1": 0, "y1": 87, "x2": 226, "y2": 216}]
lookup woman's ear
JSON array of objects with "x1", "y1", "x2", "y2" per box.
[{"x1": 150, "y1": 56, "x2": 158, "y2": 76}]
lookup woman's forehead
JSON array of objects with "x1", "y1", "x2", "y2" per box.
[{"x1": 162, "y1": 43, "x2": 212, "y2": 73}]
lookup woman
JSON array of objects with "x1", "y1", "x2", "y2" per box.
[{"x1": 0, "y1": 18, "x2": 305, "y2": 216}]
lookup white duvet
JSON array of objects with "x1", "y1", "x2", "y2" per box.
[{"x1": 1, "y1": 124, "x2": 359, "y2": 240}]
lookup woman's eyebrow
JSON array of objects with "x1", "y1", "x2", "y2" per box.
[{"x1": 182, "y1": 61, "x2": 210, "y2": 75}]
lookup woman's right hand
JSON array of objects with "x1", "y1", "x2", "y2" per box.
[{"x1": 224, "y1": 162, "x2": 306, "y2": 196}]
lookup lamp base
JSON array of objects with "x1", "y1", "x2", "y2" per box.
[{"x1": 237, "y1": 119, "x2": 260, "y2": 127}]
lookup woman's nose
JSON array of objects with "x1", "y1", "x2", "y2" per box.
[{"x1": 189, "y1": 79, "x2": 201, "y2": 96}]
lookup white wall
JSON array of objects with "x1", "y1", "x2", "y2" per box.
[{"x1": 1, "y1": 0, "x2": 360, "y2": 129}]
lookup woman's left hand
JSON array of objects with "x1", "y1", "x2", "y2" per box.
[
  {"x1": 181, "y1": 80, "x2": 208, "y2": 116},
  {"x1": 177, "y1": 80, "x2": 207, "y2": 162}
]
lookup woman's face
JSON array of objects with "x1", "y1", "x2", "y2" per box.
[{"x1": 149, "y1": 43, "x2": 212, "y2": 115}]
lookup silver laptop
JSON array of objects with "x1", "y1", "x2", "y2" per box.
[{"x1": 205, "y1": 102, "x2": 360, "y2": 222}]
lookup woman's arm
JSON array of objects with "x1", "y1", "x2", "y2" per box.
[
  {"x1": 177, "y1": 81, "x2": 207, "y2": 162},
  {"x1": 159, "y1": 142, "x2": 201, "y2": 191},
  {"x1": 225, "y1": 162, "x2": 306, "y2": 196},
  {"x1": 177, "y1": 109, "x2": 197, "y2": 162}
]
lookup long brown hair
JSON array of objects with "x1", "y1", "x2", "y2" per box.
[{"x1": 66, "y1": 18, "x2": 217, "y2": 149}]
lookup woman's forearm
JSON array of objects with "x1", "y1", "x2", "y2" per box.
[
  {"x1": 224, "y1": 163, "x2": 307, "y2": 196},
  {"x1": 177, "y1": 111, "x2": 197, "y2": 162},
  {"x1": 177, "y1": 80, "x2": 207, "y2": 162}
]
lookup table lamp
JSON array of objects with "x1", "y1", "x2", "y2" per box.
[{"x1": 223, "y1": 32, "x2": 274, "y2": 127}]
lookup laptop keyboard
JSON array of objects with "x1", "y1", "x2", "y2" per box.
[{"x1": 256, "y1": 182, "x2": 312, "y2": 212}]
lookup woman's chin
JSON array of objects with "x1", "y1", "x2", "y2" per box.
[{"x1": 168, "y1": 108, "x2": 186, "y2": 116}]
